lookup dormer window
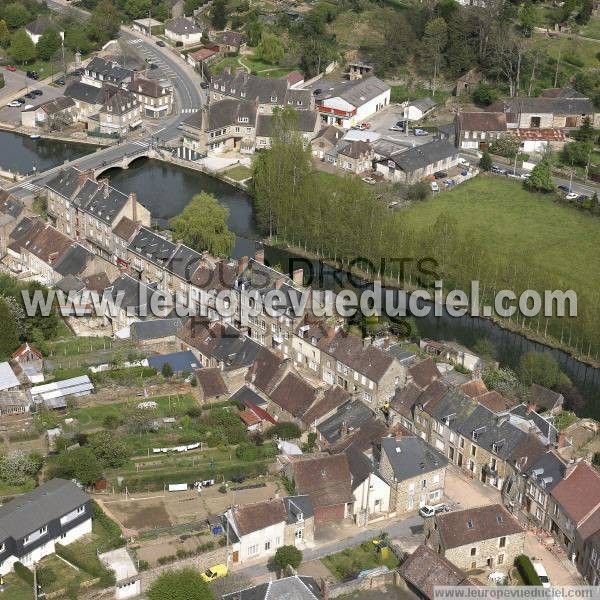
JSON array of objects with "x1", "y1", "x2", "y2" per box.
[
  {"x1": 296, "y1": 512, "x2": 303, "y2": 522},
  {"x1": 270, "y1": 96, "x2": 277, "y2": 102},
  {"x1": 241, "y1": 91, "x2": 246, "y2": 97},
  {"x1": 238, "y1": 117, "x2": 249, "y2": 123}
]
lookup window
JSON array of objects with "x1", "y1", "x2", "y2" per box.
[
  {"x1": 432, "y1": 474, "x2": 440, "y2": 484},
  {"x1": 470, "y1": 445, "x2": 476, "y2": 456},
  {"x1": 265, "y1": 541, "x2": 271, "y2": 551},
  {"x1": 247, "y1": 544, "x2": 259, "y2": 556},
  {"x1": 498, "y1": 554, "x2": 504, "y2": 565},
  {"x1": 459, "y1": 437, "x2": 465, "y2": 449},
  {"x1": 499, "y1": 536, "x2": 506, "y2": 548},
  {"x1": 295, "y1": 528, "x2": 303, "y2": 540},
  {"x1": 470, "y1": 547, "x2": 477, "y2": 556},
  {"x1": 421, "y1": 479, "x2": 427, "y2": 489},
  {"x1": 408, "y1": 483, "x2": 415, "y2": 492}
]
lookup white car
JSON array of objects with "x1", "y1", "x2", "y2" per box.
[
  {"x1": 362, "y1": 177, "x2": 376, "y2": 185},
  {"x1": 532, "y1": 561, "x2": 550, "y2": 588},
  {"x1": 565, "y1": 192, "x2": 579, "y2": 201},
  {"x1": 22, "y1": 104, "x2": 33, "y2": 110},
  {"x1": 419, "y1": 502, "x2": 449, "y2": 517},
  {"x1": 458, "y1": 158, "x2": 470, "y2": 167},
  {"x1": 430, "y1": 181, "x2": 439, "y2": 192},
  {"x1": 389, "y1": 125, "x2": 403, "y2": 131},
  {"x1": 7, "y1": 100, "x2": 22, "y2": 107}
]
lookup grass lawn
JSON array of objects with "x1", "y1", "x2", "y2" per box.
[
  {"x1": 1, "y1": 573, "x2": 32, "y2": 600},
  {"x1": 0, "y1": 479, "x2": 36, "y2": 497},
  {"x1": 400, "y1": 175, "x2": 599, "y2": 296},
  {"x1": 212, "y1": 55, "x2": 242, "y2": 74},
  {"x1": 580, "y1": 17, "x2": 600, "y2": 40},
  {"x1": 224, "y1": 164, "x2": 252, "y2": 181},
  {"x1": 322, "y1": 539, "x2": 399, "y2": 581},
  {"x1": 390, "y1": 84, "x2": 450, "y2": 105},
  {"x1": 38, "y1": 554, "x2": 92, "y2": 594}
]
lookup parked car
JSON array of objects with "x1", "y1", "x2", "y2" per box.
[
  {"x1": 389, "y1": 125, "x2": 403, "y2": 131},
  {"x1": 26, "y1": 71, "x2": 39, "y2": 80},
  {"x1": 457, "y1": 157, "x2": 470, "y2": 167},
  {"x1": 177, "y1": 122, "x2": 184, "y2": 130},
  {"x1": 200, "y1": 564, "x2": 228, "y2": 582},
  {"x1": 5, "y1": 65, "x2": 17, "y2": 72},
  {"x1": 577, "y1": 194, "x2": 589, "y2": 203},
  {"x1": 565, "y1": 192, "x2": 579, "y2": 201},
  {"x1": 532, "y1": 561, "x2": 550, "y2": 588},
  {"x1": 55, "y1": 78, "x2": 65, "y2": 85},
  {"x1": 419, "y1": 503, "x2": 449, "y2": 517},
  {"x1": 69, "y1": 69, "x2": 83, "y2": 77},
  {"x1": 434, "y1": 171, "x2": 447, "y2": 179},
  {"x1": 156, "y1": 40, "x2": 166, "y2": 47},
  {"x1": 7, "y1": 100, "x2": 22, "y2": 107},
  {"x1": 200, "y1": 81, "x2": 209, "y2": 89},
  {"x1": 558, "y1": 184, "x2": 570, "y2": 192},
  {"x1": 31, "y1": 89, "x2": 43, "y2": 96},
  {"x1": 490, "y1": 166, "x2": 505, "y2": 174},
  {"x1": 22, "y1": 104, "x2": 33, "y2": 110},
  {"x1": 24, "y1": 92, "x2": 36, "y2": 99},
  {"x1": 352, "y1": 123, "x2": 367, "y2": 131},
  {"x1": 430, "y1": 181, "x2": 440, "y2": 192},
  {"x1": 413, "y1": 128, "x2": 428, "y2": 136},
  {"x1": 362, "y1": 177, "x2": 376, "y2": 185}
]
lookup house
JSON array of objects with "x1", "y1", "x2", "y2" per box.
[
  {"x1": 12, "y1": 343, "x2": 43, "y2": 364},
  {"x1": 492, "y1": 89, "x2": 598, "y2": 129},
  {"x1": 186, "y1": 46, "x2": 219, "y2": 71},
  {"x1": 513, "y1": 128, "x2": 566, "y2": 153},
  {"x1": 164, "y1": 17, "x2": 203, "y2": 45},
  {"x1": 224, "y1": 495, "x2": 314, "y2": 564},
  {"x1": 311, "y1": 124, "x2": 344, "y2": 159},
  {"x1": 284, "y1": 71, "x2": 305, "y2": 88},
  {"x1": 132, "y1": 17, "x2": 163, "y2": 35},
  {"x1": 21, "y1": 97, "x2": 76, "y2": 131},
  {"x1": 377, "y1": 435, "x2": 448, "y2": 515},
  {"x1": 420, "y1": 339, "x2": 482, "y2": 372},
  {"x1": 454, "y1": 69, "x2": 481, "y2": 96},
  {"x1": 403, "y1": 98, "x2": 437, "y2": 122},
  {"x1": 216, "y1": 30, "x2": 247, "y2": 53},
  {"x1": 64, "y1": 80, "x2": 105, "y2": 120},
  {"x1": 454, "y1": 112, "x2": 507, "y2": 150},
  {"x1": 254, "y1": 110, "x2": 320, "y2": 149},
  {"x1": 346, "y1": 60, "x2": 374, "y2": 81},
  {"x1": 112, "y1": 216, "x2": 141, "y2": 267},
  {"x1": 222, "y1": 576, "x2": 323, "y2": 600},
  {"x1": 25, "y1": 16, "x2": 64, "y2": 45},
  {"x1": 345, "y1": 444, "x2": 390, "y2": 524},
  {"x1": 336, "y1": 140, "x2": 374, "y2": 174},
  {"x1": 398, "y1": 544, "x2": 473, "y2": 600},
  {"x1": 127, "y1": 78, "x2": 173, "y2": 119},
  {"x1": 147, "y1": 350, "x2": 199, "y2": 374},
  {"x1": 311, "y1": 77, "x2": 390, "y2": 129},
  {"x1": 269, "y1": 371, "x2": 320, "y2": 421},
  {"x1": 130, "y1": 318, "x2": 185, "y2": 346},
  {"x1": 0, "y1": 191, "x2": 25, "y2": 255},
  {"x1": 301, "y1": 385, "x2": 351, "y2": 429},
  {"x1": 0, "y1": 478, "x2": 91, "y2": 576},
  {"x1": 529, "y1": 384, "x2": 564, "y2": 415},
  {"x1": 288, "y1": 453, "x2": 354, "y2": 523},
  {"x1": 99, "y1": 547, "x2": 141, "y2": 600},
  {"x1": 230, "y1": 385, "x2": 276, "y2": 431},
  {"x1": 30, "y1": 375, "x2": 94, "y2": 411},
  {"x1": 425, "y1": 504, "x2": 525, "y2": 571},
  {"x1": 83, "y1": 57, "x2": 134, "y2": 88},
  {"x1": 195, "y1": 367, "x2": 228, "y2": 402},
  {"x1": 209, "y1": 69, "x2": 313, "y2": 114},
  {"x1": 319, "y1": 330, "x2": 406, "y2": 406},
  {"x1": 103, "y1": 274, "x2": 160, "y2": 331},
  {"x1": 375, "y1": 140, "x2": 459, "y2": 184},
  {"x1": 98, "y1": 89, "x2": 142, "y2": 136}
]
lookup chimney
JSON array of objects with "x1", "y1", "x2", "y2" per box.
[
  {"x1": 339, "y1": 421, "x2": 349, "y2": 439},
  {"x1": 238, "y1": 255, "x2": 248, "y2": 274},
  {"x1": 557, "y1": 432, "x2": 568, "y2": 449},
  {"x1": 363, "y1": 336, "x2": 372, "y2": 349},
  {"x1": 565, "y1": 460, "x2": 578, "y2": 478},
  {"x1": 254, "y1": 249, "x2": 264, "y2": 265},
  {"x1": 275, "y1": 275, "x2": 285, "y2": 290},
  {"x1": 129, "y1": 192, "x2": 138, "y2": 223},
  {"x1": 526, "y1": 402, "x2": 538, "y2": 415},
  {"x1": 293, "y1": 268, "x2": 303, "y2": 286}
]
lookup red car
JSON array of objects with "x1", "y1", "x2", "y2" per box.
[{"x1": 5, "y1": 65, "x2": 17, "y2": 72}]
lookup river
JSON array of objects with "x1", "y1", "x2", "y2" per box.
[{"x1": 1, "y1": 131, "x2": 598, "y2": 416}]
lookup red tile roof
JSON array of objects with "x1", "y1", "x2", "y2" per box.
[
  {"x1": 292, "y1": 454, "x2": 353, "y2": 508},
  {"x1": 551, "y1": 461, "x2": 600, "y2": 525},
  {"x1": 239, "y1": 409, "x2": 262, "y2": 427},
  {"x1": 231, "y1": 498, "x2": 287, "y2": 536},
  {"x1": 409, "y1": 358, "x2": 441, "y2": 389}
]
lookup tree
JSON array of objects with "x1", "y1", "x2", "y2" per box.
[
  {"x1": 211, "y1": 0, "x2": 228, "y2": 29},
  {"x1": 574, "y1": 116, "x2": 594, "y2": 141},
  {"x1": 0, "y1": 297, "x2": 19, "y2": 358},
  {"x1": 561, "y1": 141, "x2": 593, "y2": 167},
  {"x1": 51, "y1": 447, "x2": 102, "y2": 486},
  {"x1": 87, "y1": 0, "x2": 121, "y2": 45},
  {"x1": 519, "y1": 351, "x2": 563, "y2": 388},
  {"x1": 37, "y1": 27, "x2": 62, "y2": 61},
  {"x1": 422, "y1": 17, "x2": 447, "y2": 94},
  {"x1": 0, "y1": 451, "x2": 42, "y2": 485},
  {"x1": 471, "y1": 83, "x2": 498, "y2": 106},
  {"x1": 124, "y1": 0, "x2": 152, "y2": 19},
  {"x1": 479, "y1": 151, "x2": 492, "y2": 171},
  {"x1": 148, "y1": 568, "x2": 213, "y2": 600},
  {"x1": 87, "y1": 431, "x2": 129, "y2": 468},
  {"x1": 170, "y1": 193, "x2": 235, "y2": 257},
  {"x1": 0, "y1": 19, "x2": 10, "y2": 48},
  {"x1": 10, "y1": 29, "x2": 36, "y2": 64},
  {"x1": 125, "y1": 408, "x2": 156, "y2": 434},
  {"x1": 246, "y1": 20, "x2": 262, "y2": 47},
  {"x1": 525, "y1": 159, "x2": 555, "y2": 192},
  {"x1": 273, "y1": 545, "x2": 302, "y2": 570},
  {"x1": 2, "y1": 3, "x2": 31, "y2": 28},
  {"x1": 161, "y1": 362, "x2": 174, "y2": 378},
  {"x1": 255, "y1": 32, "x2": 284, "y2": 65},
  {"x1": 374, "y1": 10, "x2": 415, "y2": 73},
  {"x1": 519, "y1": 2, "x2": 536, "y2": 36}
]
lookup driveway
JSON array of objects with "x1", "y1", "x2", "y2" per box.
[
  {"x1": 366, "y1": 104, "x2": 435, "y2": 144},
  {"x1": 443, "y1": 465, "x2": 501, "y2": 510}
]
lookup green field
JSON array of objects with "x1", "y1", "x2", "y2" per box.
[{"x1": 400, "y1": 176, "x2": 598, "y2": 296}]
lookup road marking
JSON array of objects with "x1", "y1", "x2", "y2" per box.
[
  {"x1": 17, "y1": 182, "x2": 42, "y2": 192},
  {"x1": 180, "y1": 108, "x2": 199, "y2": 113},
  {"x1": 131, "y1": 141, "x2": 150, "y2": 147},
  {"x1": 128, "y1": 39, "x2": 143, "y2": 44}
]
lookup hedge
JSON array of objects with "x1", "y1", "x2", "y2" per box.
[
  {"x1": 91, "y1": 366, "x2": 157, "y2": 383},
  {"x1": 515, "y1": 555, "x2": 542, "y2": 586},
  {"x1": 92, "y1": 501, "x2": 126, "y2": 549},
  {"x1": 14, "y1": 561, "x2": 33, "y2": 586},
  {"x1": 55, "y1": 543, "x2": 115, "y2": 587}
]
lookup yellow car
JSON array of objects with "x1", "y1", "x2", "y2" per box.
[{"x1": 200, "y1": 564, "x2": 228, "y2": 582}]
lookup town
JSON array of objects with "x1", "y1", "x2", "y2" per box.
[{"x1": 0, "y1": 0, "x2": 599, "y2": 598}]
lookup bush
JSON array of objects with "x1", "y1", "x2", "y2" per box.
[
  {"x1": 515, "y1": 555, "x2": 542, "y2": 585},
  {"x1": 138, "y1": 560, "x2": 150, "y2": 571},
  {"x1": 8, "y1": 429, "x2": 39, "y2": 442},
  {"x1": 14, "y1": 561, "x2": 33, "y2": 585},
  {"x1": 273, "y1": 545, "x2": 303, "y2": 570},
  {"x1": 472, "y1": 83, "x2": 499, "y2": 106},
  {"x1": 266, "y1": 422, "x2": 301, "y2": 440},
  {"x1": 92, "y1": 501, "x2": 126, "y2": 549}
]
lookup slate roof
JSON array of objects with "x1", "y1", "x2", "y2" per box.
[
  {"x1": 315, "y1": 77, "x2": 390, "y2": 108},
  {"x1": 26, "y1": 16, "x2": 61, "y2": 35},
  {"x1": 217, "y1": 30, "x2": 247, "y2": 47},
  {"x1": 551, "y1": 461, "x2": 600, "y2": 525},
  {"x1": 222, "y1": 575, "x2": 322, "y2": 600},
  {"x1": 398, "y1": 544, "x2": 473, "y2": 600},
  {"x1": 509, "y1": 403, "x2": 558, "y2": 445},
  {"x1": 0, "y1": 479, "x2": 89, "y2": 543},
  {"x1": 302, "y1": 386, "x2": 351, "y2": 427},
  {"x1": 165, "y1": 17, "x2": 202, "y2": 35},
  {"x1": 456, "y1": 112, "x2": 507, "y2": 132},
  {"x1": 195, "y1": 367, "x2": 227, "y2": 397},
  {"x1": 100, "y1": 89, "x2": 139, "y2": 116},
  {"x1": 0, "y1": 192, "x2": 23, "y2": 219},
  {"x1": 270, "y1": 372, "x2": 319, "y2": 418},
  {"x1": 55, "y1": 274, "x2": 85, "y2": 294},
  {"x1": 344, "y1": 444, "x2": 377, "y2": 490},
  {"x1": 380, "y1": 435, "x2": 448, "y2": 482},
  {"x1": 317, "y1": 400, "x2": 374, "y2": 445},
  {"x1": 86, "y1": 57, "x2": 134, "y2": 84},
  {"x1": 530, "y1": 384, "x2": 563, "y2": 412},
  {"x1": 436, "y1": 504, "x2": 524, "y2": 550},
  {"x1": 229, "y1": 385, "x2": 267, "y2": 408},
  {"x1": 256, "y1": 111, "x2": 319, "y2": 136},
  {"x1": 147, "y1": 350, "x2": 199, "y2": 373},
  {"x1": 526, "y1": 451, "x2": 566, "y2": 493},
  {"x1": 410, "y1": 97, "x2": 437, "y2": 112},
  {"x1": 64, "y1": 81, "x2": 105, "y2": 105},
  {"x1": 539, "y1": 87, "x2": 587, "y2": 99},
  {"x1": 247, "y1": 347, "x2": 286, "y2": 393},
  {"x1": 52, "y1": 243, "x2": 94, "y2": 277},
  {"x1": 385, "y1": 140, "x2": 458, "y2": 173},
  {"x1": 189, "y1": 258, "x2": 238, "y2": 292},
  {"x1": 32, "y1": 96, "x2": 75, "y2": 115},
  {"x1": 129, "y1": 227, "x2": 176, "y2": 266},
  {"x1": 130, "y1": 318, "x2": 185, "y2": 341},
  {"x1": 319, "y1": 331, "x2": 396, "y2": 383},
  {"x1": 337, "y1": 140, "x2": 373, "y2": 159},
  {"x1": 504, "y1": 96, "x2": 594, "y2": 116},
  {"x1": 292, "y1": 454, "x2": 354, "y2": 508},
  {"x1": 82, "y1": 272, "x2": 111, "y2": 292},
  {"x1": 105, "y1": 274, "x2": 157, "y2": 314}
]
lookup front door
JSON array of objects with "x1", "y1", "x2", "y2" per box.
[
  {"x1": 232, "y1": 551, "x2": 239, "y2": 563},
  {"x1": 458, "y1": 454, "x2": 463, "y2": 467}
]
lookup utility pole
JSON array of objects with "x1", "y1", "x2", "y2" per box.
[{"x1": 33, "y1": 564, "x2": 38, "y2": 600}]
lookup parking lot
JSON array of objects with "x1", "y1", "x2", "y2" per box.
[
  {"x1": 360, "y1": 103, "x2": 435, "y2": 146},
  {"x1": 0, "y1": 67, "x2": 67, "y2": 125}
]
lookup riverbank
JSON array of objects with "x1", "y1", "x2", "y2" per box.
[
  {"x1": 265, "y1": 238, "x2": 600, "y2": 371},
  {"x1": 0, "y1": 122, "x2": 115, "y2": 147}
]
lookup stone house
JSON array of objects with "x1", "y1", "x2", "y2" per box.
[
  {"x1": 98, "y1": 89, "x2": 142, "y2": 136},
  {"x1": 0, "y1": 192, "x2": 26, "y2": 257},
  {"x1": 21, "y1": 97, "x2": 76, "y2": 131},
  {"x1": 336, "y1": 140, "x2": 374, "y2": 174},
  {"x1": 301, "y1": 385, "x2": 352, "y2": 429},
  {"x1": 376, "y1": 435, "x2": 448, "y2": 515},
  {"x1": 254, "y1": 110, "x2": 320, "y2": 149},
  {"x1": 319, "y1": 330, "x2": 407, "y2": 407},
  {"x1": 224, "y1": 495, "x2": 314, "y2": 564},
  {"x1": 83, "y1": 57, "x2": 134, "y2": 88},
  {"x1": 292, "y1": 318, "x2": 333, "y2": 376},
  {"x1": 454, "y1": 112, "x2": 507, "y2": 151},
  {"x1": 288, "y1": 453, "x2": 354, "y2": 523},
  {"x1": 64, "y1": 81, "x2": 105, "y2": 121},
  {"x1": 311, "y1": 125, "x2": 344, "y2": 160},
  {"x1": 215, "y1": 30, "x2": 247, "y2": 53},
  {"x1": 425, "y1": 504, "x2": 525, "y2": 571},
  {"x1": 195, "y1": 368, "x2": 228, "y2": 403},
  {"x1": 127, "y1": 78, "x2": 173, "y2": 119},
  {"x1": 454, "y1": 69, "x2": 481, "y2": 96}
]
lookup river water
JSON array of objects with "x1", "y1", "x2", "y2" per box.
[{"x1": 1, "y1": 131, "x2": 598, "y2": 415}]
